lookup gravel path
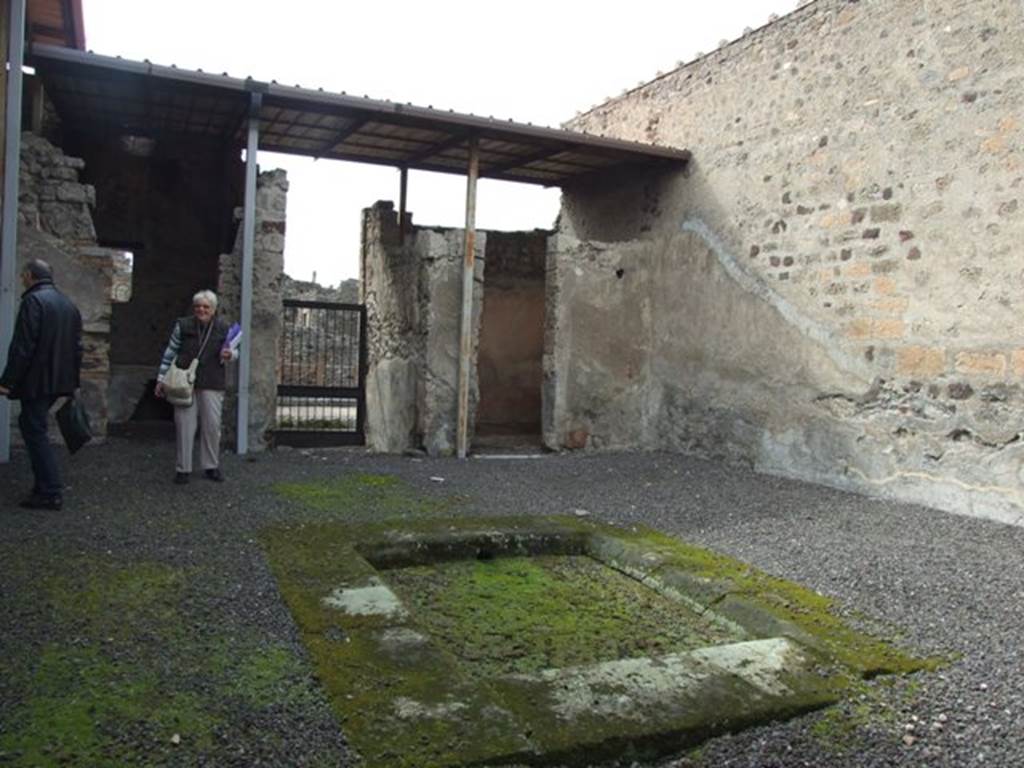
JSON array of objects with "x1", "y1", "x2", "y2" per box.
[{"x1": 2, "y1": 437, "x2": 1022, "y2": 767}]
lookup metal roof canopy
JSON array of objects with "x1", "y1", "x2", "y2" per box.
[
  {"x1": 24, "y1": 42, "x2": 692, "y2": 460},
  {"x1": 28, "y1": 43, "x2": 690, "y2": 187}
]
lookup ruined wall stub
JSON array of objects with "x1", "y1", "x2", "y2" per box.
[
  {"x1": 219, "y1": 168, "x2": 288, "y2": 453},
  {"x1": 362, "y1": 202, "x2": 485, "y2": 456},
  {"x1": 362, "y1": 202, "x2": 421, "y2": 453},
  {"x1": 553, "y1": 0, "x2": 1024, "y2": 524},
  {"x1": 15, "y1": 133, "x2": 123, "y2": 436}
]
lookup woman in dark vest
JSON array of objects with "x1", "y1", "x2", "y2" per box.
[{"x1": 154, "y1": 290, "x2": 236, "y2": 484}]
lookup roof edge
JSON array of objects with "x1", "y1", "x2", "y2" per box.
[{"x1": 29, "y1": 43, "x2": 691, "y2": 165}]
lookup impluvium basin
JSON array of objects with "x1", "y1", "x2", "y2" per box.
[{"x1": 263, "y1": 515, "x2": 936, "y2": 767}]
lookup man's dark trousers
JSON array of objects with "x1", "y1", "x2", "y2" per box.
[{"x1": 18, "y1": 396, "x2": 60, "y2": 497}]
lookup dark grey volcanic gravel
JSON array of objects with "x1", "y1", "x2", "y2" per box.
[{"x1": 2, "y1": 437, "x2": 1023, "y2": 767}]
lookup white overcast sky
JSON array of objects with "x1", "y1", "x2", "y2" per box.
[{"x1": 81, "y1": 1, "x2": 795, "y2": 286}]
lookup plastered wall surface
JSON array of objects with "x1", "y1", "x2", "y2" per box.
[
  {"x1": 361, "y1": 203, "x2": 485, "y2": 456},
  {"x1": 362, "y1": 202, "x2": 423, "y2": 453},
  {"x1": 556, "y1": 0, "x2": 1024, "y2": 523}
]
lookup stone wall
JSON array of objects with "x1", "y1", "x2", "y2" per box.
[
  {"x1": 555, "y1": 0, "x2": 1024, "y2": 523},
  {"x1": 362, "y1": 202, "x2": 421, "y2": 453},
  {"x1": 15, "y1": 133, "x2": 123, "y2": 436},
  {"x1": 218, "y1": 169, "x2": 288, "y2": 452},
  {"x1": 362, "y1": 202, "x2": 484, "y2": 455}
]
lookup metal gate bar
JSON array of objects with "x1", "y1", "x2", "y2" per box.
[{"x1": 275, "y1": 299, "x2": 366, "y2": 447}]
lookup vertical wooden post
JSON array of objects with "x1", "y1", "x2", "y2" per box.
[{"x1": 456, "y1": 137, "x2": 479, "y2": 459}]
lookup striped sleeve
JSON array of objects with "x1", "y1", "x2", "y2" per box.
[{"x1": 156, "y1": 322, "x2": 182, "y2": 381}]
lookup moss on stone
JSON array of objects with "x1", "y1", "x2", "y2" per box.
[
  {"x1": 593, "y1": 524, "x2": 946, "y2": 678},
  {"x1": 262, "y1": 506, "x2": 943, "y2": 767},
  {"x1": 386, "y1": 555, "x2": 745, "y2": 676}
]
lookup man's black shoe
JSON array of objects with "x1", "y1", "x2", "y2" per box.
[
  {"x1": 19, "y1": 494, "x2": 63, "y2": 511},
  {"x1": 174, "y1": 472, "x2": 190, "y2": 485},
  {"x1": 203, "y1": 468, "x2": 224, "y2": 482}
]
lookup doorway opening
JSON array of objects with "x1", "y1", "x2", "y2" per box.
[{"x1": 475, "y1": 231, "x2": 548, "y2": 452}]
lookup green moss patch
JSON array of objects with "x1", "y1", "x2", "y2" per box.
[
  {"x1": 386, "y1": 555, "x2": 745, "y2": 676},
  {"x1": 0, "y1": 557, "x2": 335, "y2": 768},
  {"x1": 273, "y1": 472, "x2": 462, "y2": 520},
  {"x1": 263, "y1": 513, "x2": 942, "y2": 767}
]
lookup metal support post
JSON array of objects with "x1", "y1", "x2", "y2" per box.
[
  {"x1": 0, "y1": 0, "x2": 26, "y2": 464},
  {"x1": 398, "y1": 166, "x2": 408, "y2": 242},
  {"x1": 455, "y1": 137, "x2": 479, "y2": 459},
  {"x1": 237, "y1": 91, "x2": 261, "y2": 455}
]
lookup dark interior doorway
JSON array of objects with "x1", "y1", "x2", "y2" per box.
[{"x1": 475, "y1": 231, "x2": 548, "y2": 450}]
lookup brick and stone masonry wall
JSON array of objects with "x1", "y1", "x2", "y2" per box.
[
  {"x1": 556, "y1": 0, "x2": 1024, "y2": 523},
  {"x1": 15, "y1": 133, "x2": 125, "y2": 437},
  {"x1": 362, "y1": 202, "x2": 485, "y2": 456},
  {"x1": 218, "y1": 169, "x2": 287, "y2": 452}
]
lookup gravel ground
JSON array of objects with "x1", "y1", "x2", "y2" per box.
[{"x1": 1, "y1": 436, "x2": 1022, "y2": 767}]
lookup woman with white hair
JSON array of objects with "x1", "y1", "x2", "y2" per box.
[{"x1": 154, "y1": 289, "x2": 236, "y2": 484}]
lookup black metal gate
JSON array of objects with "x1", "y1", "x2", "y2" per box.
[{"x1": 275, "y1": 299, "x2": 366, "y2": 447}]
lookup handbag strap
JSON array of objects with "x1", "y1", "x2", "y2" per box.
[{"x1": 185, "y1": 318, "x2": 215, "y2": 370}]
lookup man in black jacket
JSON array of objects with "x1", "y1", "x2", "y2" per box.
[{"x1": 0, "y1": 259, "x2": 83, "y2": 510}]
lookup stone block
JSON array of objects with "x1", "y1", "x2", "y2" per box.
[
  {"x1": 872, "y1": 277, "x2": 897, "y2": 295},
  {"x1": 845, "y1": 318, "x2": 872, "y2": 340},
  {"x1": 873, "y1": 318, "x2": 905, "y2": 340},
  {"x1": 55, "y1": 182, "x2": 88, "y2": 203},
  {"x1": 1013, "y1": 350, "x2": 1024, "y2": 378},
  {"x1": 566, "y1": 428, "x2": 590, "y2": 450},
  {"x1": 39, "y1": 202, "x2": 96, "y2": 242},
  {"x1": 870, "y1": 297, "x2": 909, "y2": 315},
  {"x1": 44, "y1": 166, "x2": 79, "y2": 181},
  {"x1": 870, "y1": 204, "x2": 902, "y2": 223},
  {"x1": 955, "y1": 351, "x2": 1007, "y2": 377},
  {"x1": 896, "y1": 346, "x2": 946, "y2": 377}
]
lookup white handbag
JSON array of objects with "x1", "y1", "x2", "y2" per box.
[
  {"x1": 163, "y1": 356, "x2": 200, "y2": 407},
  {"x1": 163, "y1": 321, "x2": 214, "y2": 408}
]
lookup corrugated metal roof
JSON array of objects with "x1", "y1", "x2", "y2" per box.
[{"x1": 29, "y1": 44, "x2": 690, "y2": 187}]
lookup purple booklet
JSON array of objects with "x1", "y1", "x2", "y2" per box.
[{"x1": 222, "y1": 323, "x2": 242, "y2": 353}]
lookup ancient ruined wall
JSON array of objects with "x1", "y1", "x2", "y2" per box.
[
  {"x1": 362, "y1": 202, "x2": 422, "y2": 453},
  {"x1": 557, "y1": 0, "x2": 1024, "y2": 523},
  {"x1": 477, "y1": 231, "x2": 547, "y2": 436},
  {"x1": 218, "y1": 169, "x2": 288, "y2": 452},
  {"x1": 66, "y1": 132, "x2": 242, "y2": 424},
  {"x1": 416, "y1": 227, "x2": 485, "y2": 456},
  {"x1": 361, "y1": 203, "x2": 484, "y2": 455},
  {"x1": 16, "y1": 133, "x2": 123, "y2": 435},
  {"x1": 543, "y1": 233, "x2": 657, "y2": 453}
]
